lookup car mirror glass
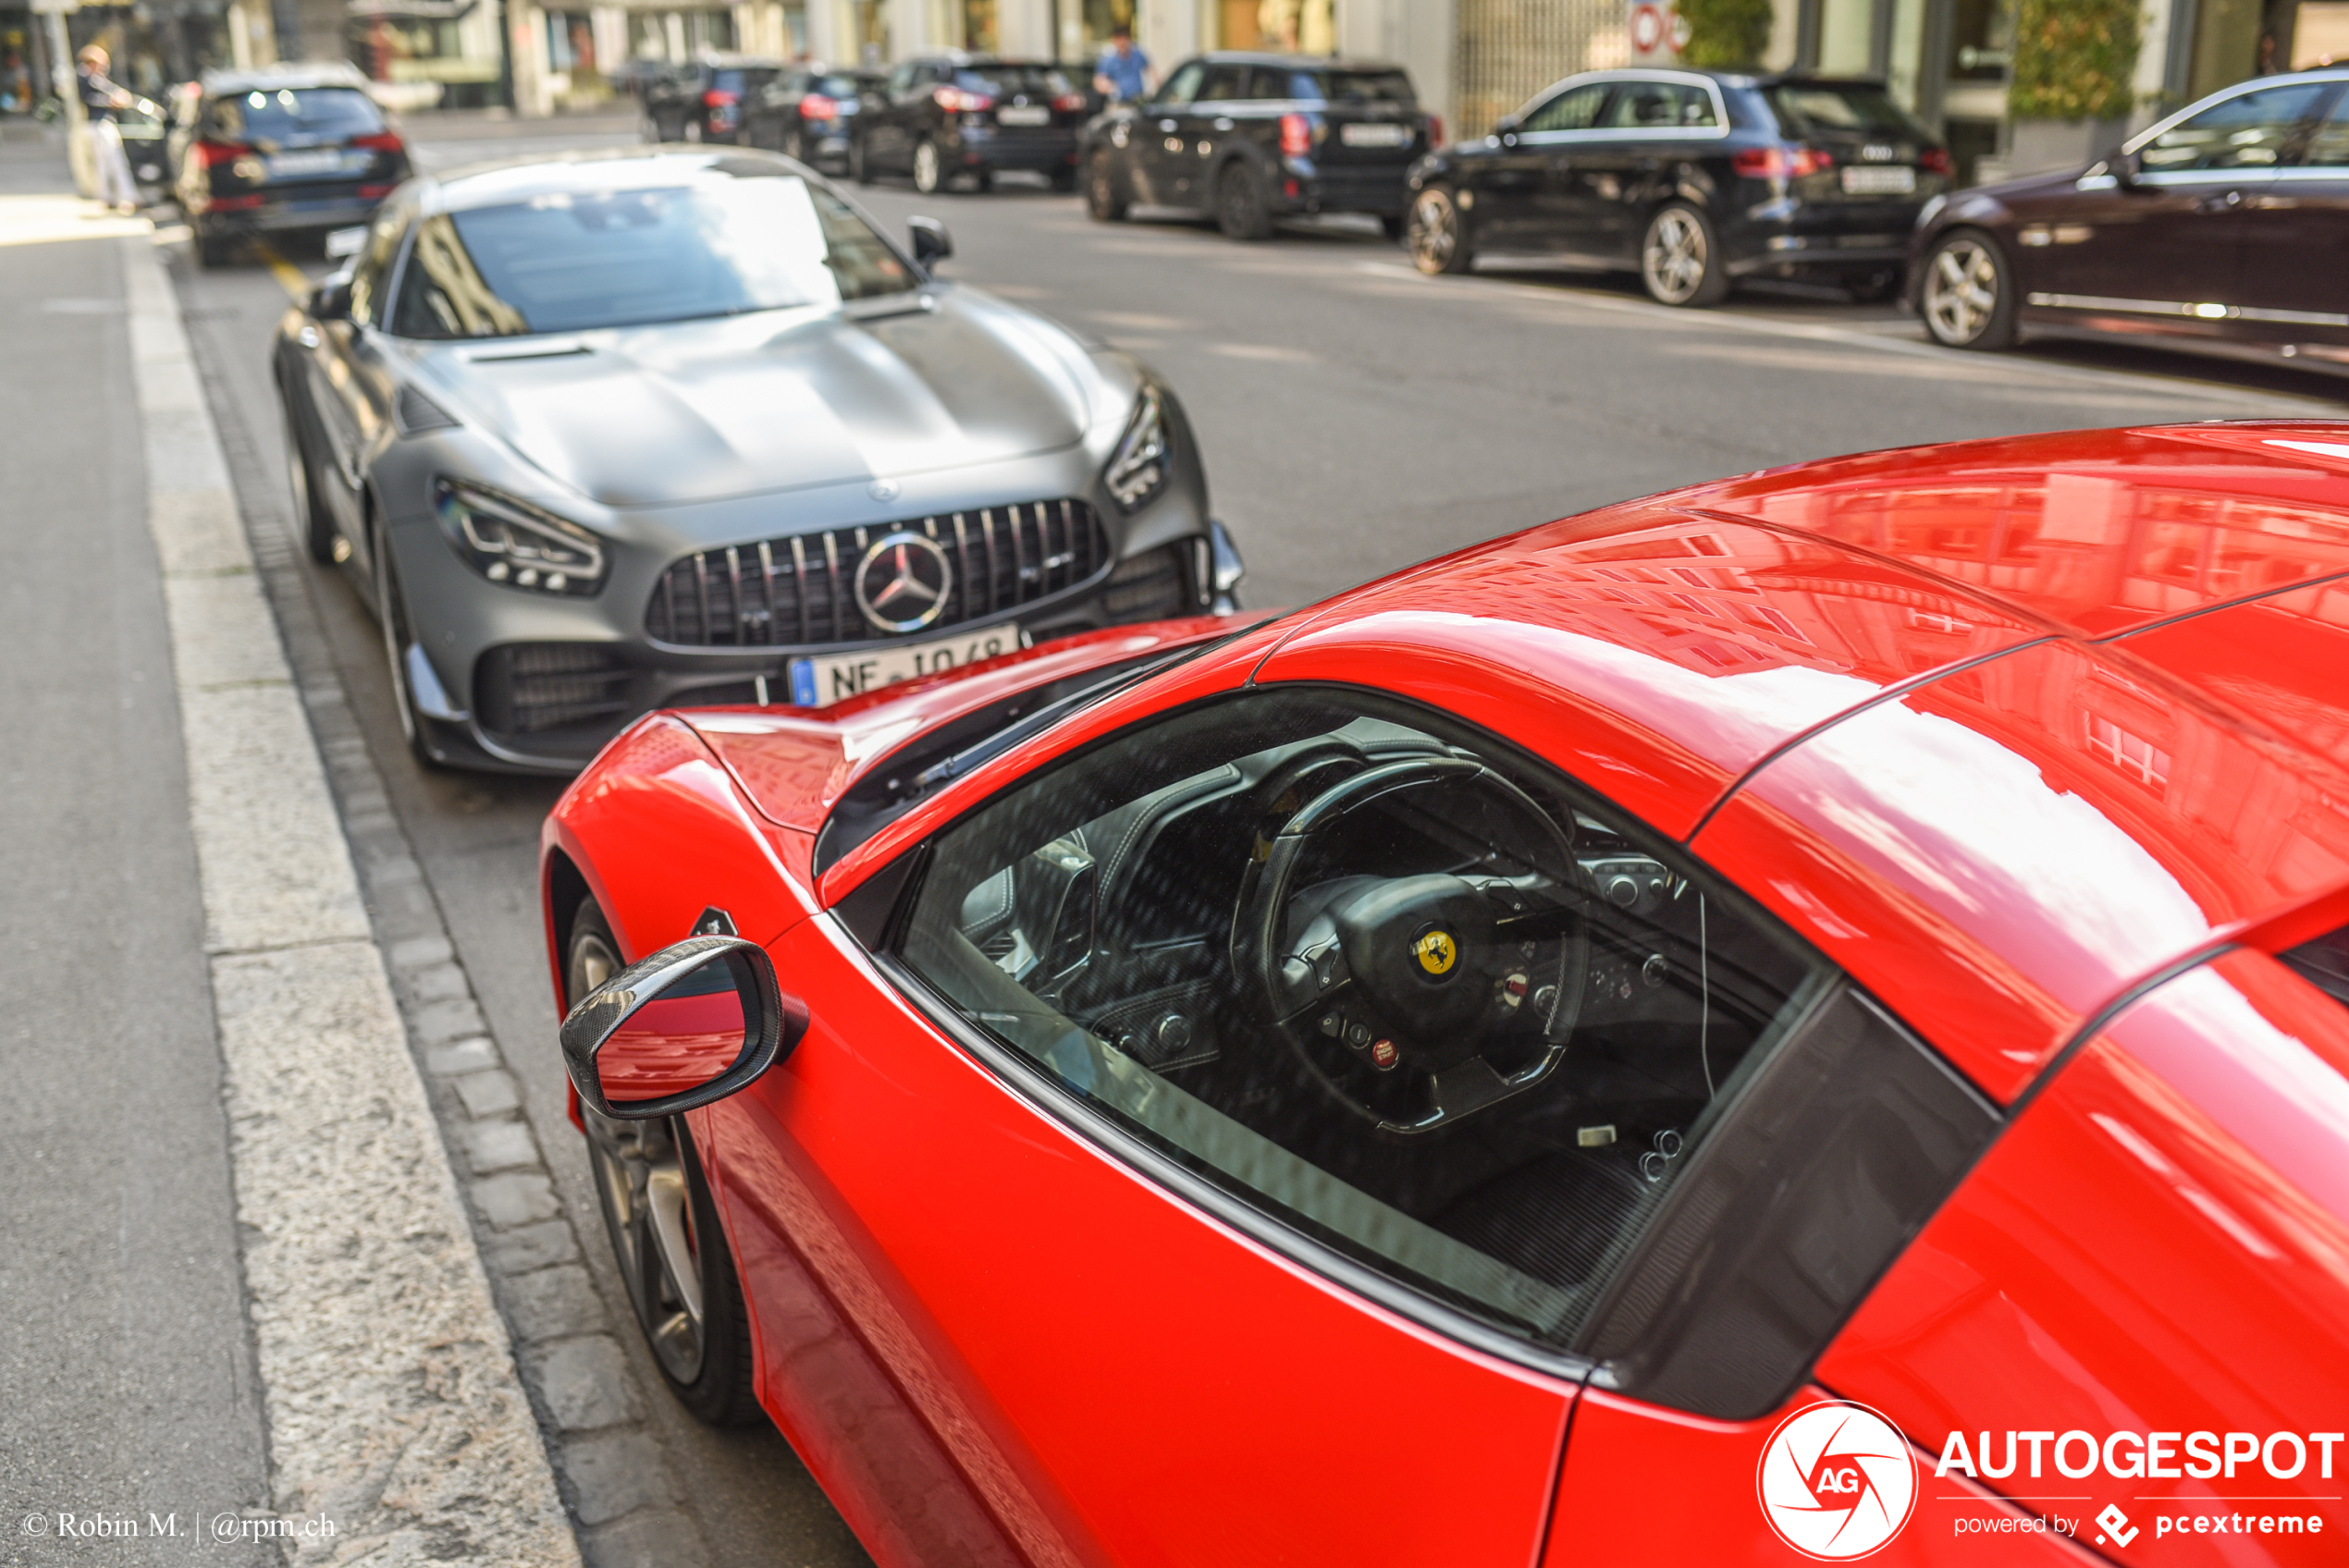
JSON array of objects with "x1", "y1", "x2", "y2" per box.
[
  {"x1": 600, "y1": 956, "x2": 746, "y2": 1103},
  {"x1": 909, "y1": 214, "x2": 953, "y2": 268},
  {"x1": 560, "y1": 936, "x2": 801, "y2": 1121},
  {"x1": 308, "y1": 272, "x2": 354, "y2": 323}
]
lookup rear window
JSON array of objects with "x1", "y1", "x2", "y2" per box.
[
  {"x1": 956, "y1": 65, "x2": 1075, "y2": 97},
  {"x1": 811, "y1": 73, "x2": 867, "y2": 98},
  {"x1": 1292, "y1": 68, "x2": 1416, "y2": 106},
  {"x1": 1765, "y1": 82, "x2": 1929, "y2": 141},
  {"x1": 206, "y1": 86, "x2": 384, "y2": 141}
]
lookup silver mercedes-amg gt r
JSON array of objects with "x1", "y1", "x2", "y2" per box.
[{"x1": 274, "y1": 146, "x2": 1241, "y2": 772}]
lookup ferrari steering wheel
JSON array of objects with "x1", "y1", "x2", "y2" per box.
[{"x1": 1239, "y1": 754, "x2": 1591, "y2": 1134}]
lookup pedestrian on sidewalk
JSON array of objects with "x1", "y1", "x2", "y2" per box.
[
  {"x1": 1093, "y1": 25, "x2": 1154, "y2": 104},
  {"x1": 77, "y1": 44, "x2": 140, "y2": 214}
]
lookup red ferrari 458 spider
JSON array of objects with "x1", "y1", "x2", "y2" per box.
[{"x1": 542, "y1": 423, "x2": 2349, "y2": 1568}]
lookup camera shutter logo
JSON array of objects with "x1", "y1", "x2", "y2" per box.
[
  {"x1": 1755, "y1": 1401, "x2": 1918, "y2": 1559},
  {"x1": 855, "y1": 532, "x2": 954, "y2": 633}
]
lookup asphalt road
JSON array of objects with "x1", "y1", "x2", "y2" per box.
[{"x1": 165, "y1": 112, "x2": 2343, "y2": 1568}]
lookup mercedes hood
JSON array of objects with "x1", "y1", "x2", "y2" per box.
[{"x1": 409, "y1": 288, "x2": 1099, "y2": 509}]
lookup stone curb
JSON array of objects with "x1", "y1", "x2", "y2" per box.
[
  {"x1": 165, "y1": 240, "x2": 713, "y2": 1568},
  {"x1": 127, "y1": 232, "x2": 583, "y2": 1566}
]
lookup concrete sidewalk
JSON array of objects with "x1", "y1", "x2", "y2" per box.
[
  {"x1": 0, "y1": 147, "x2": 273, "y2": 1568},
  {"x1": 0, "y1": 146, "x2": 574, "y2": 1566}
]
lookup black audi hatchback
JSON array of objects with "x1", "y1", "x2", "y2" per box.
[
  {"x1": 171, "y1": 62, "x2": 410, "y2": 268},
  {"x1": 1406, "y1": 68, "x2": 1949, "y2": 305},
  {"x1": 1079, "y1": 53, "x2": 1435, "y2": 240}
]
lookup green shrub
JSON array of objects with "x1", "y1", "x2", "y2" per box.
[
  {"x1": 2010, "y1": 0, "x2": 2140, "y2": 120},
  {"x1": 1679, "y1": 0, "x2": 1773, "y2": 69}
]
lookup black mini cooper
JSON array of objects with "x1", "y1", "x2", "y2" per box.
[
  {"x1": 1080, "y1": 52, "x2": 1434, "y2": 240},
  {"x1": 1406, "y1": 68, "x2": 1949, "y2": 306}
]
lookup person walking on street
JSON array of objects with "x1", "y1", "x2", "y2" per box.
[
  {"x1": 77, "y1": 45, "x2": 140, "y2": 214},
  {"x1": 1093, "y1": 26, "x2": 1153, "y2": 104}
]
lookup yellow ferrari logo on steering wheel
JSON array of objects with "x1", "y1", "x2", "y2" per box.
[{"x1": 1413, "y1": 929, "x2": 1457, "y2": 976}]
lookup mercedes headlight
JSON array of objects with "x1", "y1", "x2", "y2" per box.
[
  {"x1": 1103, "y1": 387, "x2": 1169, "y2": 513},
  {"x1": 434, "y1": 479, "x2": 607, "y2": 595}
]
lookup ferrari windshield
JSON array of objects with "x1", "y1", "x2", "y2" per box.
[{"x1": 389, "y1": 167, "x2": 916, "y2": 338}]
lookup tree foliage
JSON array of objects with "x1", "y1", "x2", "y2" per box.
[
  {"x1": 2010, "y1": 0, "x2": 2140, "y2": 121},
  {"x1": 1678, "y1": 0, "x2": 1773, "y2": 69}
]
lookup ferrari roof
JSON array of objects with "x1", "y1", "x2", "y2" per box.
[{"x1": 1260, "y1": 421, "x2": 2349, "y2": 1100}]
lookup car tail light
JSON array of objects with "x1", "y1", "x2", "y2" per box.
[
  {"x1": 703, "y1": 88, "x2": 738, "y2": 107},
  {"x1": 1279, "y1": 112, "x2": 1312, "y2": 157},
  {"x1": 351, "y1": 130, "x2": 405, "y2": 154},
  {"x1": 932, "y1": 85, "x2": 994, "y2": 113},
  {"x1": 1919, "y1": 146, "x2": 1953, "y2": 176},
  {"x1": 193, "y1": 139, "x2": 250, "y2": 169},
  {"x1": 1053, "y1": 92, "x2": 1088, "y2": 112},
  {"x1": 359, "y1": 183, "x2": 396, "y2": 199},
  {"x1": 208, "y1": 193, "x2": 264, "y2": 210},
  {"x1": 1733, "y1": 145, "x2": 1834, "y2": 178},
  {"x1": 1427, "y1": 113, "x2": 1445, "y2": 148},
  {"x1": 800, "y1": 92, "x2": 839, "y2": 120}
]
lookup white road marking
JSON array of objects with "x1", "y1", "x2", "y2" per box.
[{"x1": 123, "y1": 233, "x2": 580, "y2": 1565}]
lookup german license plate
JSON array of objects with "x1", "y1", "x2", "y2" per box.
[
  {"x1": 1339, "y1": 121, "x2": 1413, "y2": 148},
  {"x1": 789, "y1": 624, "x2": 1026, "y2": 706},
  {"x1": 996, "y1": 104, "x2": 1051, "y2": 126},
  {"x1": 1840, "y1": 165, "x2": 1916, "y2": 195},
  {"x1": 266, "y1": 149, "x2": 344, "y2": 178}
]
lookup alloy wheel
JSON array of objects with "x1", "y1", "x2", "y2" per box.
[
  {"x1": 282, "y1": 401, "x2": 334, "y2": 564},
  {"x1": 913, "y1": 140, "x2": 941, "y2": 194},
  {"x1": 1642, "y1": 208, "x2": 1710, "y2": 305},
  {"x1": 572, "y1": 925, "x2": 710, "y2": 1388},
  {"x1": 1408, "y1": 190, "x2": 1458, "y2": 274},
  {"x1": 1923, "y1": 237, "x2": 2001, "y2": 347}
]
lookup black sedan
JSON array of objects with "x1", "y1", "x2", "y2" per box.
[
  {"x1": 1406, "y1": 69, "x2": 1949, "y2": 305},
  {"x1": 850, "y1": 55, "x2": 1088, "y2": 193},
  {"x1": 170, "y1": 62, "x2": 411, "y2": 268},
  {"x1": 1910, "y1": 67, "x2": 2349, "y2": 365},
  {"x1": 1080, "y1": 54, "x2": 1433, "y2": 240},
  {"x1": 274, "y1": 149, "x2": 1240, "y2": 773},
  {"x1": 744, "y1": 65, "x2": 882, "y2": 173}
]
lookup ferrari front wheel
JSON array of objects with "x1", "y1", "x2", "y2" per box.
[{"x1": 568, "y1": 898, "x2": 762, "y2": 1427}]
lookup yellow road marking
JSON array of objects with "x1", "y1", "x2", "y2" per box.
[{"x1": 253, "y1": 243, "x2": 312, "y2": 301}]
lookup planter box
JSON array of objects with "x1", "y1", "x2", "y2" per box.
[{"x1": 2007, "y1": 116, "x2": 2133, "y2": 178}]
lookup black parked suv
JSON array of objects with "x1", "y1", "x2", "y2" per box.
[
  {"x1": 1406, "y1": 69, "x2": 1949, "y2": 305},
  {"x1": 851, "y1": 54, "x2": 1088, "y2": 192},
  {"x1": 170, "y1": 62, "x2": 410, "y2": 268},
  {"x1": 644, "y1": 55, "x2": 788, "y2": 144},
  {"x1": 1080, "y1": 54, "x2": 1435, "y2": 240},
  {"x1": 744, "y1": 65, "x2": 883, "y2": 173}
]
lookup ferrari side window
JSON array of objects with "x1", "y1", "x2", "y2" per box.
[{"x1": 892, "y1": 687, "x2": 1839, "y2": 1353}]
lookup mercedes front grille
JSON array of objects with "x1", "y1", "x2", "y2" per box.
[{"x1": 645, "y1": 500, "x2": 1113, "y2": 647}]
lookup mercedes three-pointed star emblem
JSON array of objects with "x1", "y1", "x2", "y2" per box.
[{"x1": 853, "y1": 531, "x2": 954, "y2": 634}]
